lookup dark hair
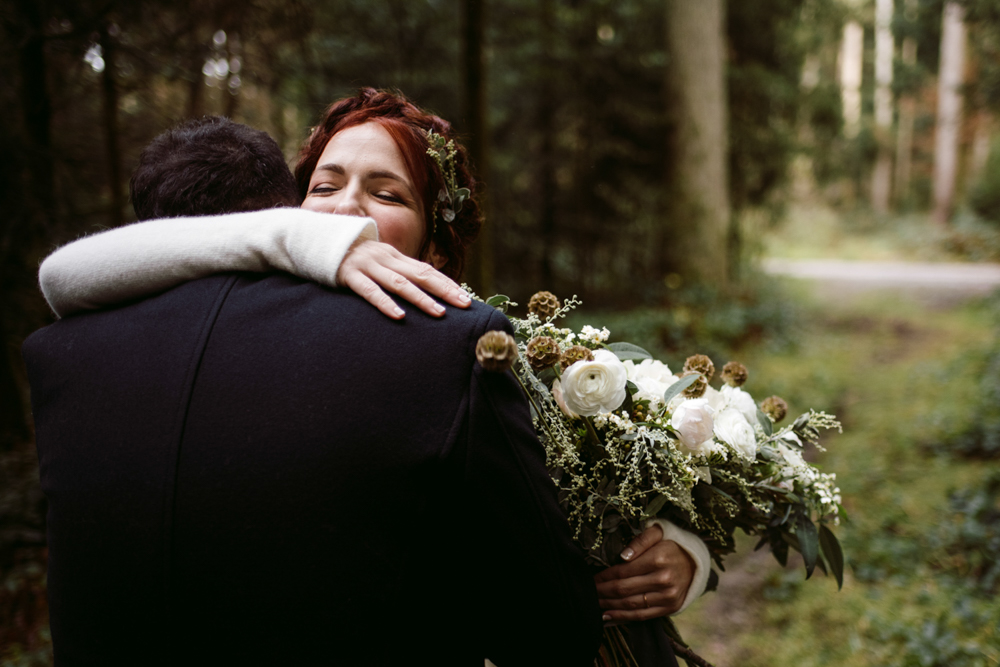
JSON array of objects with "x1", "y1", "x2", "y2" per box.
[
  {"x1": 130, "y1": 116, "x2": 299, "y2": 220},
  {"x1": 294, "y1": 89, "x2": 481, "y2": 280}
]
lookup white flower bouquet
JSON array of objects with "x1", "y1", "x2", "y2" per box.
[{"x1": 475, "y1": 291, "x2": 844, "y2": 667}]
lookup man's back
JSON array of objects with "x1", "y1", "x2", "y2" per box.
[{"x1": 24, "y1": 273, "x2": 601, "y2": 666}]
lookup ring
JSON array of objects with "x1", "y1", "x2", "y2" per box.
[{"x1": 643, "y1": 593, "x2": 649, "y2": 609}]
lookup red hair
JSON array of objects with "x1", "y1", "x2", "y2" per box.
[{"x1": 295, "y1": 89, "x2": 481, "y2": 280}]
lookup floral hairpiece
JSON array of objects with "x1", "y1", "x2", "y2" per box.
[{"x1": 424, "y1": 129, "x2": 470, "y2": 234}]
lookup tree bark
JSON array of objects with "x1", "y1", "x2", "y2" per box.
[
  {"x1": 871, "y1": 0, "x2": 894, "y2": 213},
  {"x1": 932, "y1": 2, "x2": 967, "y2": 226},
  {"x1": 839, "y1": 21, "x2": 864, "y2": 140},
  {"x1": 894, "y1": 0, "x2": 918, "y2": 207},
  {"x1": 663, "y1": 0, "x2": 730, "y2": 288},
  {"x1": 99, "y1": 25, "x2": 125, "y2": 227},
  {"x1": 460, "y1": 0, "x2": 493, "y2": 293}
]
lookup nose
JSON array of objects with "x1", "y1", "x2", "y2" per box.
[{"x1": 333, "y1": 180, "x2": 365, "y2": 217}]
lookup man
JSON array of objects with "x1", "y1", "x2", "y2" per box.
[{"x1": 23, "y1": 118, "x2": 602, "y2": 665}]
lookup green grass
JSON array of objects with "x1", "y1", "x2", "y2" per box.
[
  {"x1": 758, "y1": 203, "x2": 1000, "y2": 263},
  {"x1": 670, "y1": 286, "x2": 1000, "y2": 667}
]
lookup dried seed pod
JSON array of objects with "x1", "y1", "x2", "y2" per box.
[
  {"x1": 559, "y1": 345, "x2": 595, "y2": 371},
  {"x1": 526, "y1": 336, "x2": 562, "y2": 372},
  {"x1": 721, "y1": 361, "x2": 748, "y2": 387},
  {"x1": 527, "y1": 291, "x2": 561, "y2": 320},
  {"x1": 761, "y1": 395, "x2": 788, "y2": 423},
  {"x1": 476, "y1": 330, "x2": 518, "y2": 373},
  {"x1": 683, "y1": 354, "x2": 715, "y2": 384},
  {"x1": 680, "y1": 370, "x2": 708, "y2": 398}
]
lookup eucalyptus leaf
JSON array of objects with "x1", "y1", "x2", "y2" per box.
[
  {"x1": 606, "y1": 342, "x2": 653, "y2": 361},
  {"x1": 662, "y1": 373, "x2": 700, "y2": 405},
  {"x1": 819, "y1": 524, "x2": 845, "y2": 590},
  {"x1": 757, "y1": 408, "x2": 773, "y2": 436},
  {"x1": 646, "y1": 494, "x2": 669, "y2": 516},
  {"x1": 485, "y1": 294, "x2": 510, "y2": 307},
  {"x1": 796, "y1": 514, "x2": 820, "y2": 579}
]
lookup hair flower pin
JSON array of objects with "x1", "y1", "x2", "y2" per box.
[{"x1": 425, "y1": 129, "x2": 470, "y2": 231}]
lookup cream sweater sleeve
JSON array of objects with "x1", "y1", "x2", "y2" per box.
[
  {"x1": 646, "y1": 518, "x2": 712, "y2": 615},
  {"x1": 39, "y1": 208, "x2": 378, "y2": 318}
]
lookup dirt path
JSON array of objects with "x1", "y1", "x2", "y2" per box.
[{"x1": 763, "y1": 259, "x2": 1000, "y2": 303}]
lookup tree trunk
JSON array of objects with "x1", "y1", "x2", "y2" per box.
[
  {"x1": 460, "y1": 0, "x2": 493, "y2": 293},
  {"x1": 932, "y1": 2, "x2": 967, "y2": 226},
  {"x1": 839, "y1": 21, "x2": 864, "y2": 139},
  {"x1": 663, "y1": 0, "x2": 730, "y2": 288},
  {"x1": 894, "y1": 0, "x2": 918, "y2": 207},
  {"x1": 871, "y1": 0, "x2": 894, "y2": 213},
  {"x1": 536, "y1": 0, "x2": 557, "y2": 291},
  {"x1": 99, "y1": 25, "x2": 125, "y2": 227}
]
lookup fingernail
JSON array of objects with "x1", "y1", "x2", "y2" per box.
[
  {"x1": 433, "y1": 303, "x2": 445, "y2": 315},
  {"x1": 457, "y1": 292, "x2": 471, "y2": 303},
  {"x1": 620, "y1": 548, "x2": 635, "y2": 561},
  {"x1": 602, "y1": 614, "x2": 611, "y2": 622},
  {"x1": 394, "y1": 306, "x2": 405, "y2": 318}
]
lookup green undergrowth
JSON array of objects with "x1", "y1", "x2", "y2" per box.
[
  {"x1": 666, "y1": 288, "x2": 1000, "y2": 667},
  {"x1": 764, "y1": 203, "x2": 1000, "y2": 263}
]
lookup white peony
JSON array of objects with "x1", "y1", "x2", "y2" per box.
[
  {"x1": 560, "y1": 349, "x2": 628, "y2": 416},
  {"x1": 623, "y1": 359, "x2": 678, "y2": 409},
  {"x1": 669, "y1": 398, "x2": 717, "y2": 456},
  {"x1": 720, "y1": 385, "x2": 759, "y2": 426},
  {"x1": 713, "y1": 407, "x2": 757, "y2": 459}
]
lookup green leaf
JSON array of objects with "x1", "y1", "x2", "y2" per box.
[
  {"x1": 485, "y1": 294, "x2": 510, "y2": 307},
  {"x1": 757, "y1": 408, "x2": 773, "y2": 436},
  {"x1": 662, "y1": 373, "x2": 700, "y2": 405},
  {"x1": 772, "y1": 535, "x2": 789, "y2": 566},
  {"x1": 626, "y1": 380, "x2": 638, "y2": 394},
  {"x1": 819, "y1": 524, "x2": 845, "y2": 590},
  {"x1": 645, "y1": 494, "x2": 669, "y2": 516},
  {"x1": 606, "y1": 342, "x2": 652, "y2": 361},
  {"x1": 796, "y1": 514, "x2": 820, "y2": 579}
]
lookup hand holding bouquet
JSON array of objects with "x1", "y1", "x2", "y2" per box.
[{"x1": 475, "y1": 291, "x2": 844, "y2": 667}]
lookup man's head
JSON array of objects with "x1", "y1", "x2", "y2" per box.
[{"x1": 130, "y1": 116, "x2": 299, "y2": 220}]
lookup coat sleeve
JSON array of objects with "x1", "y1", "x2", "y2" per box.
[
  {"x1": 38, "y1": 209, "x2": 377, "y2": 317},
  {"x1": 462, "y1": 310, "x2": 602, "y2": 667}
]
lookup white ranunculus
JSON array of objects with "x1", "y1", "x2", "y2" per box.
[
  {"x1": 713, "y1": 407, "x2": 758, "y2": 459},
  {"x1": 720, "y1": 385, "x2": 759, "y2": 426},
  {"x1": 703, "y1": 385, "x2": 725, "y2": 412},
  {"x1": 551, "y1": 379, "x2": 580, "y2": 419},
  {"x1": 669, "y1": 398, "x2": 717, "y2": 455},
  {"x1": 623, "y1": 359, "x2": 678, "y2": 408},
  {"x1": 560, "y1": 349, "x2": 628, "y2": 416}
]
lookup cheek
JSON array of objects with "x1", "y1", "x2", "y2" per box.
[
  {"x1": 376, "y1": 211, "x2": 426, "y2": 258},
  {"x1": 300, "y1": 197, "x2": 337, "y2": 214}
]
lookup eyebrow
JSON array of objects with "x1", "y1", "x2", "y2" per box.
[{"x1": 315, "y1": 163, "x2": 408, "y2": 185}]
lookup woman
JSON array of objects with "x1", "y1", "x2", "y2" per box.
[{"x1": 39, "y1": 89, "x2": 709, "y2": 639}]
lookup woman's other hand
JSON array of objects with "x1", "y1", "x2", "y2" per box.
[
  {"x1": 593, "y1": 524, "x2": 695, "y2": 624},
  {"x1": 337, "y1": 240, "x2": 472, "y2": 319}
]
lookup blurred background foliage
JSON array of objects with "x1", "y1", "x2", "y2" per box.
[{"x1": 3, "y1": 0, "x2": 1000, "y2": 663}]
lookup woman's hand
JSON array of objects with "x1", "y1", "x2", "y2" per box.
[
  {"x1": 593, "y1": 524, "x2": 695, "y2": 624},
  {"x1": 337, "y1": 240, "x2": 471, "y2": 319}
]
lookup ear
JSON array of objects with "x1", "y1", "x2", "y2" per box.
[{"x1": 427, "y1": 242, "x2": 447, "y2": 270}]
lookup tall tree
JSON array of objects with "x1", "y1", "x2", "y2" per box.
[
  {"x1": 663, "y1": 0, "x2": 730, "y2": 288},
  {"x1": 872, "y1": 0, "x2": 894, "y2": 212},
  {"x1": 894, "y1": 0, "x2": 919, "y2": 207},
  {"x1": 932, "y1": 1, "x2": 967, "y2": 225},
  {"x1": 839, "y1": 20, "x2": 864, "y2": 139}
]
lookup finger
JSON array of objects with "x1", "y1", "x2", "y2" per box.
[
  {"x1": 602, "y1": 606, "x2": 673, "y2": 625},
  {"x1": 620, "y1": 524, "x2": 663, "y2": 562},
  {"x1": 340, "y1": 271, "x2": 405, "y2": 320},
  {"x1": 392, "y1": 259, "x2": 471, "y2": 309},
  {"x1": 597, "y1": 582, "x2": 685, "y2": 614},
  {"x1": 365, "y1": 264, "x2": 447, "y2": 318},
  {"x1": 594, "y1": 570, "x2": 676, "y2": 601}
]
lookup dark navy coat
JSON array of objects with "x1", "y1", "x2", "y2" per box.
[{"x1": 23, "y1": 273, "x2": 602, "y2": 666}]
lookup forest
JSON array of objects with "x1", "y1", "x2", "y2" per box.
[{"x1": 3, "y1": 0, "x2": 1000, "y2": 664}]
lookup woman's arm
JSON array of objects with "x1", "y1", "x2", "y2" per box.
[{"x1": 40, "y1": 208, "x2": 470, "y2": 319}]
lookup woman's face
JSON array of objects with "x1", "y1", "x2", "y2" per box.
[{"x1": 301, "y1": 122, "x2": 426, "y2": 259}]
